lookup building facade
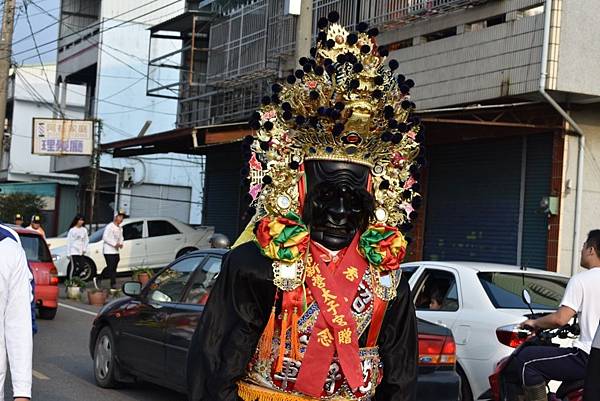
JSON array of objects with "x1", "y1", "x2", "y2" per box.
[
  {"x1": 51, "y1": 0, "x2": 206, "y2": 224},
  {"x1": 103, "y1": 0, "x2": 600, "y2": 277}
]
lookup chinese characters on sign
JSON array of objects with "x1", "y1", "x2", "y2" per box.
[{"x1": 32, "y1": 118, "x2": 94, "y2": 156}]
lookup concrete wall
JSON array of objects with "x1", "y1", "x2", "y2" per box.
[
  {"x1": 382, "y1": 0, "x2": 545, "y2": 109},
  {"x1": 553, "y1": 0, "x2": 600, "y2": 97},
  {"x1": 557, "y1": 105, "x2": 600, "y2": 276}
]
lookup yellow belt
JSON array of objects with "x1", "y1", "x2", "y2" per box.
[{"x1": 237, "y1": 381, "x2": 353, "y2": 401}]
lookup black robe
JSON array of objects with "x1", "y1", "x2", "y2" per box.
[{"x1": 187, "y1": 241, "x2": 418, "y2": 401}]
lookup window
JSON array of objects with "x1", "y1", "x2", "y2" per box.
[
  {"x1": 402, "y1": 265, "x2": 420, "y2": 282},
  {"x1": 148, "y1": 220, "x2": 180, "y2": 237},
  {"x1": 19, "y1": 234, "x2": 52, "y2": 262},
  {"x1": 183, "y1": 257, "x2": 222, "y2": 304},
  {"x1": 478, "y1": 272, "x2": 568, "y2": 310},
  {"x1": 123, "y1": 222, "x2": 143, "y2": 241},
  {"x1": 147, "y1": 256, "x2": 204, "y2": 303},
  {"x1": 413, "y1": 269, "x2": 459, "y2": 312},
  {"x1": 89, "y1": 227, "x2": 105, "y2": 243}
]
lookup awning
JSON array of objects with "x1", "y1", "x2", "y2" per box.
[{"x1": 101, "y1": 122, "x2": 251, "y2": 157}]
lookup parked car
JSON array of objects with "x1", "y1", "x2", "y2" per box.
[
  {"x1": 401, "y1": 261, "x2": 570, "y2": 401},
  {"x1": 46, "y1": 224, "x2": 106, "y2": 249},
  {"x1": 8, "y1": 225, "x2": 60, "y2": 319},
  {"x1": 89, "y1": 250, "x2": 460, "y2": 400},
  {"x1": 51, "y1": 217, "x2": 214, "y2": 280}
]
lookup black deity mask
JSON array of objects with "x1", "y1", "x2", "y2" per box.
[{"x1": 302, "y1": 161, "x2": 374, "y2": 251}]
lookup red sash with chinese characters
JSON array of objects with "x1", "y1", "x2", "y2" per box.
[{"x1": 294, "y1": 235, "x2": 367, "y2": 397}]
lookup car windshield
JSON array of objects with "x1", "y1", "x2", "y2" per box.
[
  {"x1": 19, "y1": 233, "x2": 52, "y2": 262},
  {"x1": 478, "y1": 272, "x2": 568, "y2": 310},
  {"x1": 88, "y1": 227, "x2": 106, "y2": 243}
]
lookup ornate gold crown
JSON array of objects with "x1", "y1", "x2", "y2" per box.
[{"x1": 243, "y1": 13, "x2": 424, "y2": 229}]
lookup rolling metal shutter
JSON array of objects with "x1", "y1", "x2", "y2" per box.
[
  {"x1": 130, "y1": 184, "x2": 192, "y2": 223},
  {"x1": 202, "y1": 144, "x2": 244, "y2": 241},
  {"x1": 423, "y1": 134, "x2": 552, "y2": 268}
]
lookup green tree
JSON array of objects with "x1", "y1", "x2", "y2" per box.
[{"x1": 0, "y1": 192, "x2": 46, "y2": 225}]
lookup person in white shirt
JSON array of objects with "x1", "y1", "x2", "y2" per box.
[
  {"x1": 101, "y1": 211, "x2": 125, "y2": 289},
  {"x1": 26, "y1": 215, "x2": 45, "y2": 239},
  {"x1": 0, "y1": 224, "x2": 33, "y2": 401},
  {"x1": 585, "y1": 324, "x2": 600, "y2": 400},
  {"x1": 515, "y1": 229, "x2": 600, "y2": 401},
  {"x1": 67, "y1": 214, "x2": 89, "y2": 279}
]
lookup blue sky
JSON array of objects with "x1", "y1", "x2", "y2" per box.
[{"x1": 8, "y1": 0, "x2": 60, "y2": 64}]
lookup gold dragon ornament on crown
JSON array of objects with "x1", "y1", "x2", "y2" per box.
[{"x1": 242, "y1": 12, "x2": 425, "y2": 252}]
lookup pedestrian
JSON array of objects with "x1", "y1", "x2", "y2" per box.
[
  {"x1": 14, "y1": 214, "x2": 23, "y2": 227},
  {"x1": 517, "y1": 229, "x2": 600, "y2": 401},
  {"x1": 0, "y1": 224, "x2": 33, "y2": 401},
  {"x1": 27, "y1": 214, "x2": 46, "y2": 238},
  {"x1": 101, "y1": 211, "x2": 126, "y2": 289},
  {"x1": 584, "y1": 322, "x2": 600, "y2": 400},
  {"x1": 67, "y1": 214, "x2": 89, "y2": 279}
]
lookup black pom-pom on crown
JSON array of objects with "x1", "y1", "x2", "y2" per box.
[
  {"x1": 249, "y1": 120, "x2": 261, "y2": 130},
  {"x1": 405, "y1": 79, "x2": 415, "y2": 88},
  {"x1": 328, "y1": 11, "x2": 340, "y2": 23},
  {"x1": 391, "y1": 133, "x2": 402, "y2": 144},
  {"x1": 263, "y1": 121, "x2": 274, "y2": 131},
  {"x1": 271, "y1": 83, "x2": 282, "y2": 93},
  {"x1": 381, "y1": 131, "x2": 393, "y2": 142},
  {"x1": 347, "y1": 33, "x2": 359, "y2": 45},
  {"x1": 287, "y1": 75, "x2": 296, "y2": 84},
  {"x1": 360, "y1": 45, "x2": 371, "y2": 54},
  {"x1": 401, "y1": 100, "x2": 412, "y2": 110},
  {"x1": 353, "y1": 63, "x2": 364, "y2": 73},
  {"x1": 323, "y1": 58, "x2": 333, "y2": 66},
  {"x1": 295, "y1": 69, "x2": 305, "y2": 79},
  {"x1": 326, "y1": 65, "x2": 337, "y2": 75},
  {"x1": 282, "y1": 111, "x2": 293, "y2": 120},
  {"x1": 317, "y1": 31, "x2": 327, "y2": 42},
  {"x1": 378, "y1": 46, "x2": 389, "y2": 57},
  {"x1": 314, "y1": 65, "x2": 324, "y2": 75},
  {"x1": 379, "y1": 180, "x2": 390, "y2": 190},
  {"x1": 326, "y1": 39, "x2": 336, "y2": 49},
  {"x1": 334, "y1": 101, "x2": 345, "y2": 110},
  {"x1": 271, "y1": 94, "x2": 280, "y2": 104},
  {"x1": 295, "y1": 115, "x2": 306, "y2": 125},
  {"x1": 389, "y1": 59, "x2": 399, "y2": 70},
  {"x1": 367, "y1": 27, "x2": 379, "y2": 37},
  {"x1": 282, "y1": 102, "x2": 292, "y2": 111},
  {"x1": 357, "y1": 22, "x2": 369, "y2": 32},
  {"x1": 298, "y1": 57, "x2": 308, "y2": 66},
  {"x1": 303, "y1": 63, "x2": 312, "y2": 73},
  {"x1": 346, "y1": 53, "x2": 358, "y2": 64},
  {"x1": 349, "y1": 79, "x2": 360, "y2": 89},
  {"x1": 399, "y1": 84, "x2": 410, "y2": 94},
  {"x1": 261, "y1": 96, "x2": 271, "y2": 105},
  {"x1": 374, "y1": 75, "x2": 384, "y2": 86},
  {"x1": 243, "y1": 134, "x2": 255, "y2": 144},
  {"x1": 388, "y1": 118, "x2": 398, "y2": 128},
  {"x1": 383, "y1": 105, "x2": 394, "y2": 118},
  {"x1": 397, "y1": 74, "x2": 406, "y2": 84},
  {"x1": 317, "y1": 17, "x2": 329, "y2": 29},
  {"x1": 289, "y1": 161, "x2": 300, "y2": 170},
  {"x1": 259, "y1": 141, "x2": 270, "y2": 151},
  {"x1": 372, "y1": 89, "x2": 383, "y2": 99},
  {"x1": 309, "y1": 90, "x2": 320, "y2": 100},
  {"x1": 262, "y1": 175, "x2": 273, "y2": 185},
  {"x1": 336, "y1": 53, "x2": 347, "y2": 64}
]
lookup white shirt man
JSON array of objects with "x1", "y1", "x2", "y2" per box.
[
  {"x1": 0, "y1": 224, "x2": 33, "y2": 401},
  {"x1": 101, "y1": 213, "x2": 125, "y2": 289}
]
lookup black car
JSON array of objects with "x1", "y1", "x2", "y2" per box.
[{"x1": 90, "y1": 249, "x2": 460, "y2": 401}]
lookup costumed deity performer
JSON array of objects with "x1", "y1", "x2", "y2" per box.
[{"x1": 187, "y1": 12, "x2": 426, "y2": 401}]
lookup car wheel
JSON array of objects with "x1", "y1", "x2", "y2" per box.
[
  {"x1": 38, "y1": 307, "x2": 57, "y2": 320},
  {"x1": 94, "y1": 326, "x2": 121, "y2": 388},
  {"x1": 176, "y1": 247, "x2": 197, "y2": 259},
  {"x1": 458, "y1": 366, "x2": 474, "y2": 401},
  {"x1": 68, "y1": 258, "x2": 97, "y2": 282}
]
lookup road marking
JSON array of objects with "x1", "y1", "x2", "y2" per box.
[
  {"x1": 32, "y1": 370, "x2": 49, "y2": 380},
  {"x1": 58, "y1": 302, "x2": 98, "y2": 317}
]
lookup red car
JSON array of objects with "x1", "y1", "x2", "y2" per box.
[{"x1": 10, "y1": 225, "x2": 59, "y2": 319}]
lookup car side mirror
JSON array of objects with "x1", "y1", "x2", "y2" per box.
[
  {"x1": 123, "y1": 281, "x2": 142, "y2": 297},
  {"x1": 522, "y1": 289, "x2": 532, "y2": 305}
]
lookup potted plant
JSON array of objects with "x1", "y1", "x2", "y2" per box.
[
  {"x1": 87, "y1": 281, "x2": 108, "y2": 306},
  {"x1": 64, "y1": 277, "x2": 85, "y2": 300}
]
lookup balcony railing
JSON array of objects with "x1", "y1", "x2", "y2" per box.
[{"x1": 359, "y1": 0, "x2": 492, "y2": 28}]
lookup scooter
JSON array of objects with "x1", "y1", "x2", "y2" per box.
[{"x1": 488, "y1": 289, "x2": 583, "y2": 401}]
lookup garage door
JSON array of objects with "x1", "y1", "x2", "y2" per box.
[
  {"x1": 423, "y1": 134, "x2": 552, "y2": 269},
  {"x1": 130, "y1": 184, "x2": 192, "y2": 223}
]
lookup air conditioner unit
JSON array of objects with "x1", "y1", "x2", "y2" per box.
[{"x1": 122, "y1": 168, "x2": 134, "y2": 188}]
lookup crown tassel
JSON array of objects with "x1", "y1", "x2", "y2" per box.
[
  {"x1": 275, "y1": 309, "x2": 289, "y2": 372},
  {"x1": 257, "y1": 306, "x2": 276, "y2": 361}
]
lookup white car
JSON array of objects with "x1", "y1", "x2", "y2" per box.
[
  {"x1": 402, "y1": 261, "x2": 570, "y2": 401},
  {"x1": 52, "y1": 217, "x2": 214, "y2": 280}
]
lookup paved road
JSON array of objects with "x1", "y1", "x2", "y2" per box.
[{"x1": 5, "y1": 295, "x2": 186, "y2": 401}]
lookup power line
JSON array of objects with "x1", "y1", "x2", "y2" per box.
[
  {"x1": 8, "y1": 0, "x2": 181, "y2": 62},
  {"x1": 22, "y1": 0, "x2": 62, "y2": 116}
]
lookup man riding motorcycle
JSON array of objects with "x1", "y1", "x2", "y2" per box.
[{"x1": 506, "y1": 230, "x2": 600, "y2": 401}]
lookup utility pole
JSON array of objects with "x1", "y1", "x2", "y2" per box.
[
  {"x1": 88, "y1": 119, "x2": 102, "y2": 231},
  {"x1": 0, "y1": 0, "x2": 17, "y2": 170},
  {"x1": 294, "y1": 0, "x2": 313, "y2": 66}
]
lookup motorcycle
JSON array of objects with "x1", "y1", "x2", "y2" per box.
[{"x1": 488, "y1": 289, "x2": 583, "y2": 401}]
